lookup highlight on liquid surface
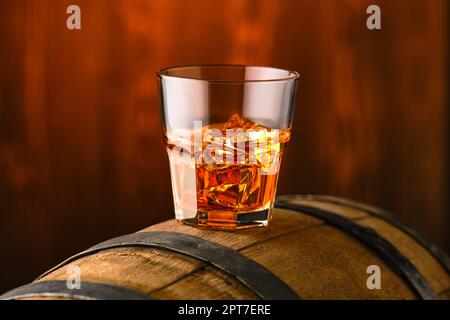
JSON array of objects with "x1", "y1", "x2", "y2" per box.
[{"x1": 164, "y1": 113, "x2": 291, "y2": 229}]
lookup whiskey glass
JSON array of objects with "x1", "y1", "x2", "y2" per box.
[{"x1": 157, "y1": 65, "x2": 299, "y2": 229}]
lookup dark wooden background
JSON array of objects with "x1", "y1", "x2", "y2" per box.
[{"x1": 0, "y1": 0, "x2": 448, "y2": 292}]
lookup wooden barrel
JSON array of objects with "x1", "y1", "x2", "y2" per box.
[{"x1": 2, "y1": 195, "x2": 449, "y2": 300}]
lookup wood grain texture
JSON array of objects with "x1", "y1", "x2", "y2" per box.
[
  {"x1": 39, "y1": 247, "x2": 201, "y2": 295},
  {"x1": 240, "y1": 225, "x2": 416, "y2": 300},
  {"x1": 150, "y1": 266, "x2": 259, "y2": 300},
  {"x1": 283, "y1": 196, "x2": 450, "y2": 293},
  {"x1": 140, "y1": 208, "x2": 327, "y2": 250},
  {"x1": 11, "y1": 197, "x2": 448, "y2": 300},
  {"x1": 0, "y1": 0, "x2": 448, "y2": 292}
]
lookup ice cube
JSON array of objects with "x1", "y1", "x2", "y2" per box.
[
  {"x1": 223, "y1": 113, "x2": 266, "y2": 131},
  {"x1": 199, "y1": 164, "x2": 241, "y2": 209},
  {"x1": 223, "y1": 113, "x2": 245, "y2": 130}
]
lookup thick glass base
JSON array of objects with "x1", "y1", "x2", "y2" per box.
[{"x1": 179, "y1": 208, "x2": 271, "y2": 230}]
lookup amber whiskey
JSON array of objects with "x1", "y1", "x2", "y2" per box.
[{"x1": 165, "y1": 114, "x2": 291, "y2": 229}]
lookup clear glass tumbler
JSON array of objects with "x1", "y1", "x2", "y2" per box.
[{"x1": 157, "y1": 65, "x2": 299, "y2": 229}]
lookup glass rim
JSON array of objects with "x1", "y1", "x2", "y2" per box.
[{"x1": 156, "y1": 64, "x2": 300, "y2": 83}]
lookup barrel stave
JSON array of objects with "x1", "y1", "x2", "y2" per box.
[{"x1": 2, "y1": 195, "x2": 448, "y2": 300}]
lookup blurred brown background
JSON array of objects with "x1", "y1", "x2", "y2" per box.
[{"x1": 0, "y1": 0, "x2": 448, "y2": 292}]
